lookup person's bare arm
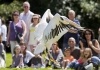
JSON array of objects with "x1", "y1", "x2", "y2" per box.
[
  {"x1": 7, "y1": 23, "x2": 11, "y2": 45},
  {"x1": 21, "y1": 20, "x2": 27, "y2": 40},
  {"x1": 79, "y1": 40, "x2": 84, "y2": 50},
  {"x1": 17, "y1": 55, "x2": 23, "y2": 68},
  {"x1": 88, "y1": 40, "x2": 100, "y2": 53}
]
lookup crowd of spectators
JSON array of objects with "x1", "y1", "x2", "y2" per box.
[{"x1": 0, "y1": 1, "x2": 100, "y2": 70}]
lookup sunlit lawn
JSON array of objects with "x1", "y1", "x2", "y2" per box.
[{"x1": 0, "y1": 53, "x2": 72, "y2": 70}]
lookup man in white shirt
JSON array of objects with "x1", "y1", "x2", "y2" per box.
[
  {"x1": 1, "y1": 18, "x2": 7, "y2": 51},
  {"x1": 20, "y1": 1, "x2": 34, "y2": 46}
]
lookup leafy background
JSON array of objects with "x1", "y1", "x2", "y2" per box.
[{"x1": 0, "y1": 0, "x2": 100, "y2": 38}]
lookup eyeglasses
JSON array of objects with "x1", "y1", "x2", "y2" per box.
[
  {"x1": 85, "y1": 33, "x2": 91, "y2": 35},
  {"x1": 23, "y1": 6, "x2": 28, "y2": 8},
  {"x1": 33, "y1": 18, "x2": 38, "y2": 19},
  {"x1": 13, "y1": 14, "x2": 19, "y2": 16},
  {"x1": 52, "y1": 44, "x2": 57, "y2": 45}
]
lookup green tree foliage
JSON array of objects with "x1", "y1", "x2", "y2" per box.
[
  {"x1": 0, "y1": 0, "x2": 100, "y2": 38},
  {"x1": 41, "y1": 0, "x2": 100, "y2": 38},
  {"x1": 0, "y1": 0, "x2": 23, "y2": 22}
]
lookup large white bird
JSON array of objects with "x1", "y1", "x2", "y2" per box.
[{"x1": 34, "y1": 11, "x2": 84, "y2": 54}]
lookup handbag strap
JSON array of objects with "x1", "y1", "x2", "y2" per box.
[{"x1": 12, "y1": 21, "x2": 17, "y2": 34}]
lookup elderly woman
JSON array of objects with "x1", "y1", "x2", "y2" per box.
[{"x1": 79, "y1": 29, "x2": 100, "y2": 57}]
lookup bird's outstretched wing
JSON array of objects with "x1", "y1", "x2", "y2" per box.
[
  {"x1": 43, "y1": 13, "x2": 84, "y2": 50},
  {"x1": 39, "y1": 9, "x2": 53, "y2": 25},
  {"x1": 34, "y1": 13, "x2": 84, "y2": 54}
]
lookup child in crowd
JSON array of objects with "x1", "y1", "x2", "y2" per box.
[
  {"x1": 62, "y1": 48, "x2": 75, "y2": 69},
  {"x1": 11, "y1": 45, "x2": 24, "y2": 68},
  {"x1": 28, "y1": 54, "x2": 45, "y2": 68},
  {"x1": 67, "y1": 48, "x2": 93, "y2": 70}
]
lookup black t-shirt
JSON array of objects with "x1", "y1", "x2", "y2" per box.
[
  {"x1": 27, "y1": 56, "x2": 42, "y2": 66},
  {"x1": 70, "y1": 47, "x2": 81, "y2": 60}
]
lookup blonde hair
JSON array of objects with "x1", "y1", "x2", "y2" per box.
[
  {"x1": 13, "y1": 45, "x2": 21, "y2": 54},
  {"x1": 81, "y1": 48, "x2": 92, "y2": 58}
]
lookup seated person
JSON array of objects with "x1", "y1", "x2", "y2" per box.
[
  {"x1": 11, "y1": 45, "x2": 24, "y2": 68},
  {"x1": 79, "y1": 29, "x2": 100, "y2": 57},
  {"x1": 62, "y1": 48, "x2": 75, "y2": 69},
  {"x1": 19, "y1": 41, "x2": 34, "y2": 66},
  {"x1": 67, "y1": 37, "x2": 81, "y2": 60},
  {"x1": 67, "y1": 48, "x2": 93, "y2": 70},
  {"x1": 28, "y1": 54, "x2": 45, "y2": 68},
  {"x1": 48, "y1": 42, "x2": 64, "y2": 69}
]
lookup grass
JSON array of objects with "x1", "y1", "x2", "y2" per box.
[{"x1": 0, "y1": 53, "x2": 73, "y2": 70}]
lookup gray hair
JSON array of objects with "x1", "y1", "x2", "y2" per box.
[
  {"x1": 68, "y1": 37, "x2": 76, "y2": 43},
  {"x1": 23, "y1": 1, "x2": 30, "y2": 8},
  {"x1": 68, "y1": 10, "x2": 75, "y2": 15}
]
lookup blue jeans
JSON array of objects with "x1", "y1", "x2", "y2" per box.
[{"x1": 91, "y1": 56, "x2": 100, "y2": 65}]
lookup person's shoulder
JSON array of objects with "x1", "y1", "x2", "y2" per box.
[
  {"x1": 74, "y1": 47, "x2": 80, "y2": 50},
  {"x1": 74, "y1": 19, "x2": 80, "y2": 24},
  {"x1": 29, "y1": 11, "x2": 34, "y2": 15},
  {"x1": 1, "y1": 25, "x2": 4, "y2": 27},
  {"x1": 19, "y1": 53, "x2": 23, "y2": 57},
  {"x1": 71, "y1": 56, "x2": 74, "y2": 59},
  {"x1": 26, "y1": 50, "x2": 31, "y2": 53},
  {"x1": 20, "y1": 19, "x2": 25, "y2": 24},
  {"x1": 59, "y1": 49, "x2": 62, "y2": 51},
  {"x1": 30, "y1": 24, "x2": 33, "y2": 27},
  {"x1": 26, "y1": 50, "x2": 34, "y2": 56},
  {"x1": 92, "y1": 39, "x2": 97, "y2": 41},
  {"x1": 56, "y1": 49, "x2": 63, "y2": 54},
  {"x1": 0, "y1": 43, "x2": 4, "y2": 46},
  {"x1": 74, "y1": 19, "x2": 79, "y2": 21},
  {"x1": 20, "y1": 12, "x2": 24, "y2": 16}
]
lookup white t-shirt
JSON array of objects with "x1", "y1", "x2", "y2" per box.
[
  {"x1": 24, "y1": 50, "x2": 34, "y2": 63},
  {"x1": 20, "y1": 10, "x2": 34, "y2": 42},
  {"x1": 1, "y1": 24, "x2": 7, "y2": 41}
]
